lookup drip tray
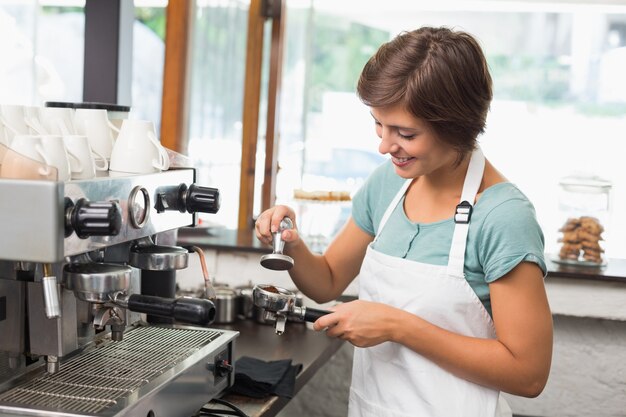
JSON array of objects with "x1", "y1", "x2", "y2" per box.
[{"x1": 0, "y1": 326, "x2": 238, "y2": 417}]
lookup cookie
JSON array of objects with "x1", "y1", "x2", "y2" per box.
[
  {"x1": 581, "y1": 243, "x2": 604, "y2": 254},
  {"x1": 582, "y1": 252, "x2": 602, "y2": 263},
  {"x1": 579, "y1": 217, "x2": 604, "y2": 235},
  {"x1": 559, "y1": 218, "x2": 581, "y2": 232},
  {"x1": 578, "y1": 229, "x2": 602, "y2": 243},
  {"x1": 559, "y1": 229, "x2": 580, "y2": 243}
]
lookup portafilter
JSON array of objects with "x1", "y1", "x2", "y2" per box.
[
  {"x1": 63, "y1": 262, "x2": 216, "y2": 340},
  {"x1": 252, "y1": 284, "x2": 330, "y2": 335}
]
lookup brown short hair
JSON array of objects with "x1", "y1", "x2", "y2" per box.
[{"x1": 357, "y1": 27, "x2": 493, "y2": 158}]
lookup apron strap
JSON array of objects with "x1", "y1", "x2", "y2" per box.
[
  {"x1": 374, "y1": 178, "x2": 412, "y2": 241},
  {"x1": 446, "y1": 147, "x2": 485, "y2": 278}
]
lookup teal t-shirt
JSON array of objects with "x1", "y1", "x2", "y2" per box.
[{"x1": 352, "y1": 160, "x2": 547, "y2": 317}]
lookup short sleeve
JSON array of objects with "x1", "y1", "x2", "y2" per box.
[
  {"x1": 351, "y1": 160, "x2": 402, "y2": 237},
  {"x1": 478, "y1": 198, "x2": 547, "y2": 282},
  {"x1": 352, "y1": 173, "x2": 376, "y2": 236}
]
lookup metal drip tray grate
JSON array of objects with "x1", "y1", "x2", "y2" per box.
[{"x1": 0, "y1": 326, "x2": 223, "y2": 415}]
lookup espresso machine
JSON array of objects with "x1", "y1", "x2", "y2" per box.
[{"x1": 0, "y1": 162, "x2": 238, "y2": 417}]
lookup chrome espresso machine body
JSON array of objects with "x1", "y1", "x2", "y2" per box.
[{"x1": 0, "y1": 168, "x2": 238, "y2": 417}]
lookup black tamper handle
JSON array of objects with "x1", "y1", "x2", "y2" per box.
[
  {"x1": 127, "y1": 294, "x2": 216, "y2": 325},
  {"x1": 303, "y1": 307, "x2": 331, "y2": 322}
]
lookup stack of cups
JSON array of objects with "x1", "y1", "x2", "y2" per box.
[
  {"x1": 0, "y1": 103, "x2": 170, "y2": 181},
  {"x1": 108, "y1": 119, "x2": 170, "y2": 175}
]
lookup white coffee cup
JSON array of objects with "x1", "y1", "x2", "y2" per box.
[
  {"x1": 23, "y1": 106, "x2": 47, "y2": 135},
  {"x1": 0, "y1": 141, "x2": 8, "y2": 164},
  {"x1": 109, "y1": 119, "x2": 170, "y2": 174},
  {"x1": 109, "y1": 118, "x2": 124, "y2": 141},
  {"x1": 74, "y1": 108, "x2": 120, "y2": 161},
  {"x1": 8, "y1": 135, "x2": 48, "y2": 165},
  {"x1": 0, "y1": 145, "x2": 57, "y2": 180},
  {"x1": 8, "y1": 135, "x2": 72, "y2": 181},
  {"x1": 0, "y1": 104, "x2": 29, "y2": 143},
  {"x1": 39, "y1": 107, "x2": 76, "y2": 136},
  {"x1": 63, "y1": 135, "x2": 108, "y2": 180},
  {"x1": 0, "y1": 123, "x2": 7, "y2": 147}
]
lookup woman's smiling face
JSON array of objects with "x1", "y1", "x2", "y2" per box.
[{"x1": 371, "y1": 104, "x2": 458, "y2": 179}]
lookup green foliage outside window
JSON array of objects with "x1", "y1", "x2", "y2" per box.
[
  {"x1": 308, "y1": 13, "x2": 388, "y2": 112},
  {"x1": 489, "y1": 55, "x2": 569, "y2": 102},
  {"x1": 41, "y1": 6, "x2": 83, "y2": 14},
  {"x1": 135, "y1": 7, "x2": 166, "y2": 40}
]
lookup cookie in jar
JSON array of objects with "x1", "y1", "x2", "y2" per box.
[
  {"x1": 556, "y1": 175, "x2": 611, "y2": 266},
  {"x1": 558, "y1": 216, "x2": 605, "y2": 264}
]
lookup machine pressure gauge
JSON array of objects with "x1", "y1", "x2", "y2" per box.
[{"x1": 129, "y1": 186, "x2": 150, "y2": 228}]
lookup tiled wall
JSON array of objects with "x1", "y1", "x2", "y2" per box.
[{"x1": 177, "y1": 248, "x2": 359, "y2": 302}]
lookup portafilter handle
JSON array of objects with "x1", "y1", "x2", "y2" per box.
[
  {"x1": 295, "y1": 306, "x2": 330, "y2": 322},
  {"x1": 114, "y1": 293, "x2": 216, "y2": 326}
]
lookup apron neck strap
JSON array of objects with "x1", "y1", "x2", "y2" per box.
[
  {"x1": 459, "y1": 147, "x2": 485, "y2": 209},
  {"x1": 375, "y1": 178, "x2": 412, "y2": 240},
  {"x1": 447, "y1": 147, "x2": 485, "y2": 277}
]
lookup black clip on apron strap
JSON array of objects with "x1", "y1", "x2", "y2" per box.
[{"x1": 454, "y1": 201, "x2": 473, "y2": 224}]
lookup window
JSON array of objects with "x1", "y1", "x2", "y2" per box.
[
  {"x1": 0, "y1": 1, "x2": 85, "y2": 105},
  {"x1": 187, "y1": 0, "x2": 251, "y2": 229},
  {"x1": 133, "y1": 0, "x2": 167, "y2": 128},
  {"x1": 274, "y1": 0, "x2": 626, "y2": 258},
  {"x1": 0, "y1": 0, "x2": 165, "y2": 124}
]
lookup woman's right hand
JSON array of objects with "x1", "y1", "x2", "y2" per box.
[{"x1": 254, "y1": 205, "x2": 301, "y2": 247}]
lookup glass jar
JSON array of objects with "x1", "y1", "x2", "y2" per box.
[{"x1": 556, "y1": 175, "x2": 612, "y2": 266}]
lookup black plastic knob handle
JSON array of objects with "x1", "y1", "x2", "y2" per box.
[
  {"x1": 127, "y1": 294, "x2": 216, "y2": 325},
  {"x1": 303, "y1": 307, "x2": 331, "y2": 323},
  {"x1": 215, "y1": 359, "x2": 233, "y2": 377},
  {"x1": 186, "y1": 184, "x2": 220, "y2": 214},
  {"x1": 70, "y1": 198, "x2": 122, "y2": 239}
]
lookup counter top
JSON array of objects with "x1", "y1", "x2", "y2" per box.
[
  {"x1": 546, "y1": 258, "x2": 626, "y2": 283},
  {"x1": 178, "y1": 227, "x2": 270, "y2": 254},
  {"x1": 200, "y1": 319, "x2": 345, "y2": 417}
]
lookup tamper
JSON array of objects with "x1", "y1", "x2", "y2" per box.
[{"x1": 260, "y1": 217, "x2": 295, "y2": 271}]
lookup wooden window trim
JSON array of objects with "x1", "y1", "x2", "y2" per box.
[
  {"x1": 238, "y1": 0, "x2": 266, "y2": 231},
  {"x1": 261, "y1": 0, "x2": 286, "y2": 214},
  {"x1": 160, "y1": 0, "x2": 194, "y2": 153},
  {"x1": 160, "y1": 0, "x2": 285, "y2": 230},
  {"x1": 238, "y1": 0, "x2": 285, "y2": 230}
]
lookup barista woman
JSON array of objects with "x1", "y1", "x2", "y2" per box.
[{"x1": 255, "y1": 27, "x2": 552, "y2": 417}]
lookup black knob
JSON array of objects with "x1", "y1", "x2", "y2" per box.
[
  {"x1": 68, "y1": 198, "x2": 122, "y2": 239},
  {"x1": 215, "y1": 359, "x2": 233, "y2": 377},
  {"x1": 185, "y1": 184, "x2": 220, "y2": 214},
  {"x1": 206, "y1": 358, "x2": 234, "y2": 377}
]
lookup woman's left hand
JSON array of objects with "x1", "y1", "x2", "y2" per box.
[{"x1": 312, "y1": 300, "x2": 400, "y2": 347}]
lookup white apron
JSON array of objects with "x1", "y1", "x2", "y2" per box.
[{"x1": 348, "y1": 147, "x2": 512, "y2": 417}]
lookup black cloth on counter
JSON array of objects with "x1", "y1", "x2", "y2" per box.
[{"x1": 228, "y1": 356, "x2": 303, "y2": 399}]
